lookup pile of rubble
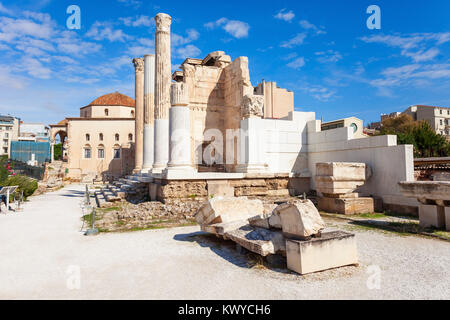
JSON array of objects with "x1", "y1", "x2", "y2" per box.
[
  {"x1": 195, "y1": 196, "x2": 358, "y2": 275},
  {"x1": 92, "y1": 199, "x2": 202, "y2": 232}
]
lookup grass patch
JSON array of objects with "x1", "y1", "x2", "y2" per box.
[{"x1": 355, "y1": 212, "x2": 386, "y2": 219}]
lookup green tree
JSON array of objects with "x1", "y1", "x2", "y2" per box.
[
  {"x1": 380, "y1": 115, "x2": 450, "y2": 157},
  {"x1": 54, "y1": 143, "x2": 62, "y2": 160}
]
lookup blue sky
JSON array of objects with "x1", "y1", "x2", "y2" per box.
[{"x1": 0, "y1": 0, "x2": 449, "y2": 126}]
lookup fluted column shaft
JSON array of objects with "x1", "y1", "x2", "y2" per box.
[
  {"x1": 143, "y1": 54, "x2": 155, "y2": 170},
  {"x1": 133, "y1": 57, "x2": 144, "y2": 171},
  {"x1": 152, "y1": 13, "x2": 172, "y2": 173}
]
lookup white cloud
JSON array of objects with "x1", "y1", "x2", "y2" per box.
[
  {"x1": 315, "y1": 50, "x2": 342, "y2": 63},
  {"x1": 21, "y1": 56, "x2": 51, "y2": 79},
  {"x1": 0, "y1": 16, "x2": 55, "y2": 42},
  {"x1": 280, "y1": 33, "x2": 306, "y2": 48},
  {"x1": 287, "y1": 57, "x2": 305, "y2": 69},
  {"x1": 360, "y1": 33, "x2": 450, "y2": 62},
  {"x1": 176, "y1": 44, "x2": 201, "y2": 58},
  {"x1": 120, "y1": 15, "x2": 154, "y2": 27},
  {"x1": 299, "y1": 20, "x2": 326, "y2": 35},
  {"x1": 404, "y1": 48, "x2": 440, "y2": 62},
  {"x1": 172, "y1": 29, "x2": 199, "y2": 46},
  {"x1": 274, "y1": 9, "x2": 295, "y2": 22},
  {"x1": 0, "y1": 2, "x2": 13, "y2": 15},
  {"x1": 117, "y1": 0, "x2": 142, "y2": 8},
  {"x1": 205, "y1": 18, "x2": 249, "y2": 39},
  {"x1": 86, "y1": 21, "x2": 131, "y2": 42},
  {"x1": 55, "y1": 31, "x2": 101, "y2": 56},
  {"x1": 300, "y1": 84, "x2": 337, "y2": 102}
]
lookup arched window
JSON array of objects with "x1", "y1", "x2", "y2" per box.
[
  {"x1": 97, "y1": 144, "x2": 105, "y2": 159},
  {"x1": 128, "y1": 133, "x2": 133, "y2": 141},
  {"x1": 131, "y1": 110, "x2": 135, "y2": 117},
  {"x1": 113, "y1": 144, "x2": 121, "y2": 159},
  {"x1": 105, "y1": 108, "x2": 109, "y2": 116},
  {"x1": 99, "y1": 133, "x2": 103, "y2": 141},
  {"x1": 85, "y1": 134, "x2": 90, "y2": 141},
  {"x1": 84, "y1": 145, "x2": 91, "y2": 159},
  {"x1": 115, "y1": 133, "x2": 119, "y2": 141}
]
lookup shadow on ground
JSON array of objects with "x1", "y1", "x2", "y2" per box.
[
  {"x1": 173, "y1": 231, "x2": 288, "y2": 273},
  {"x1": 60, "y1": 190, "x2": 85, "y2": 198}
]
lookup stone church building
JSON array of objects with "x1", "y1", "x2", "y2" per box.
[{"x1": 49, "y1": 92, "x2": 136, "y2": 181}]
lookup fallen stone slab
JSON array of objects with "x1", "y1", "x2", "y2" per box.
[
  {"x1": 275, "y1": 200, "x2": 325, "y2": 239},
  {"x1": 194, "y1": 197, "x2": 264, "y2": 225},
  {"x1": 286, "y1": 231, "x2": 358, "y2": 275},
  {"x1": 225, "y1": 225, "x2": 286, "y2": 256},
  {"x1": 200, "y1": 220, "x2": 249, "y2": 237}
]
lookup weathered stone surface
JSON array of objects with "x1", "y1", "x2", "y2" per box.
[
  {"x1": 248, "y1": 213, "x2": 270, "y2": 229},
  {"x1": 241, "y1": 94, "x2": 264, "y2": 119},
  {"x1": 234, "y1": 186, "x2": 268, "y2": 197},
  {"x1": 318, "y1": 197, "x2": 375, "y2": 215},
  {"x1": 398, "y1": 181, "x2": 450, "y2": 202},
  {"x1": 224, "y1": 225, "x2": 286, "y2": 256},
  {"x1": 275, "y1": 200, "x2": 325, "y2": 238},
  {"x1": 418, "y1": 204, "x2": 446, "y2": 228},
  {"x1": 207, "y1": 180, "x2": 235, "y2": 197},
  {"x1": 201, "y1": 220, "x2": 249, "y2": 236},
  {"x1": 158, "y1": 181, "x2": 208, "y2": 199},
  {"x1": 315, "y1": 162, "x2": 370, "y2": 195},
  {"x1": 445, "y1": 207, "x2": 450, "y2": 231},
  {"x1": 195, "y1": 197, "x2": 264, "y2": 225},
  {"x1": 316, "y1": 162, "x2": 370, "y2": 181},
  {"x1": 286, "y1": 231, "x2": 358, "y2": 275}
]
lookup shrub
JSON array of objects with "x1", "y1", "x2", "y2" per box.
[{"x1": 4, "y1": 175, "x2": 38, "y2": 199}]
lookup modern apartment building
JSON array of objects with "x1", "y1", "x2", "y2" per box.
[
  {"x1": 0, "y1": 115, "x2": 20, "y2": 157},
  {"x1": 403, "y1": 105, "x2": 450, "y2": 137}
]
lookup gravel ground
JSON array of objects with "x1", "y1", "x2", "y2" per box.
[{"x1": 0, "y1": 184, "x2": 449, "y2": 300}]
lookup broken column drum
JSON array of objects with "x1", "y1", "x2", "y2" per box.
[{"x1": 166, "y1": 82, "x2": 193, "y2": 173}]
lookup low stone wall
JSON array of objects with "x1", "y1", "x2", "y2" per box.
[{"x1": 149, "y1": 177, "x2": 310, "y2": 202}]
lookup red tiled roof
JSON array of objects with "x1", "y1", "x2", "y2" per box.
[{"x1": 88, "y1": 92, "x2": 135, "y2": 108}]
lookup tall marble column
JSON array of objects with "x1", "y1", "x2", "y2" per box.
[
  {"x1": 165, "y1": 82, "x2": 194, "y2": 177},
  {"x1": 133, "y1": 57, "x2": 144, "y2": 172},
  {"x1": 152, "y1": 13, "x2": 172, "y2": 174},
  {"x1": 142, "y1": 54, "x2": 155, "y2": 172}
]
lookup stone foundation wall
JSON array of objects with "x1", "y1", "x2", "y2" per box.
[{"x1": 149, "y1": 177, "x2": 310, "y2": 202}]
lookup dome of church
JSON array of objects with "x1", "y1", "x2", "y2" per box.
[{"x1": 88, "y1": 91, "x2": 135, "y2": 108}]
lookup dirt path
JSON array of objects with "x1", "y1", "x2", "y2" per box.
[{"x1": 0, "y1": 184, "x2": 449, "y2": 299}]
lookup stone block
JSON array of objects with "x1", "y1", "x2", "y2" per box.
[
  {"x1": 195, "y1": 197, "x2": 264, "y2": 225},
  {"x1": 445, "y1": 207, "x2": 450, "y2": 231},
  {"x1": 418, "y1": 204, "x2": 445, "y2": 229},
  {"x1": 224, "y1": 225, "x2": 286, "y2": 256},
  {"x1": 315, "y1": 162, "x2": 371, "y2": 195},
  {"x1": 200, "y1": 220, "x2": 249, "y2": 236},
  {"x1": 274, "y1": 200, "x2": 325, "y2": 239},
  {"x1": 318, "y1": 197, "x2": 375, "y2": 215},
  {"x1": 286, "y1": 231, "x2": 358, "y2": 275},
  {"x1": 316, "y1": 162, "x2": 369, "y2": 180},
  {"x1": 207, "y1": 180, "x2": 235, "y2": 198},
  {"x1": 315, "y1": 176, "x2": 364, "y2": 195}
]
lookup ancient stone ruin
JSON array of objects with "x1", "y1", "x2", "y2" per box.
[
  {"x1": 195, "y1": 196, "x2": 358, "y2": 275},
  {"x1": 316, "y1": 162, "x2": 375, "y2": 215},
  {"x1": 398, "y1": 181, "x2": 450, "y2": 231}
]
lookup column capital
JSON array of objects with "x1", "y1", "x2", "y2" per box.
[
  {"x1": 155, "y1": 13, "x2": 172, "y2": 33},
  {"x1": 133, "y1": 58, "x2": 144, "y2": 73}
]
